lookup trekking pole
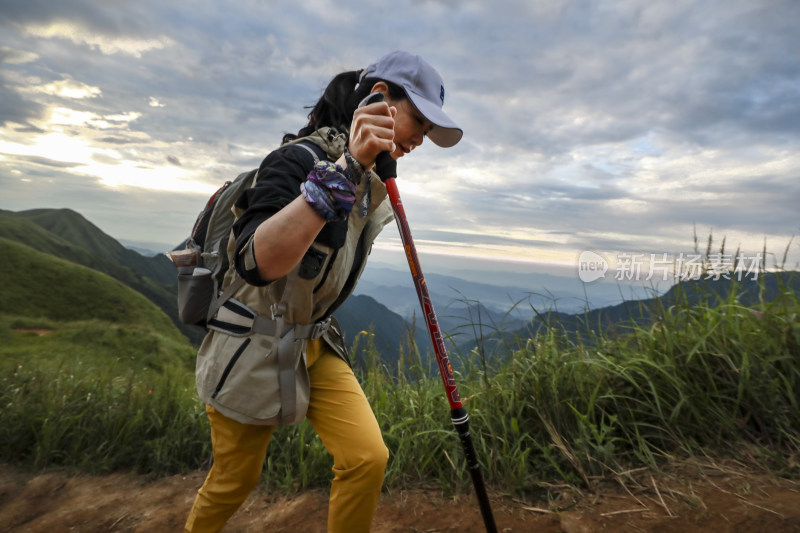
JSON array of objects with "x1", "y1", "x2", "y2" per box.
[{"x1": 367, "y1": 99, "x2": 497, "y2": 532}]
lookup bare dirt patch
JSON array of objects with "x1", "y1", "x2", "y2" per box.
[
  {"x1": 11, "y1": 329, "x2": 54, "y2": 336},
  {"x1": 1, "y1": 463, "x2": 798, "y2": 532}
]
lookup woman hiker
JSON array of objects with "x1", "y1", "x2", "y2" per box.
[{"x1": 184, "y1": 50, "x2": 463, "y2": 533}]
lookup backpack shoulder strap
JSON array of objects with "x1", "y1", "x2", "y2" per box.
[
  {"x1": 281, "y1": 135, "x2": 332, "y2": 164},
  {"x1": 294, "y1": 141, "x2": 322, "y2": 163},
  {"x1": 206, "y1": 275, "x2": 246, "y2": 323},
  {"x1": 208, "y1": 141, "x2": 322, "y2": 322}
]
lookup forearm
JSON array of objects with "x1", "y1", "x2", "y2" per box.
[{"x1": 252, "y1": 195, "x2": 326, "y2": 281}]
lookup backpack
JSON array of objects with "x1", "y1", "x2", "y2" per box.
[
  {"x1": 167, "y1": 168, "x2": 258, "y2": 327},
  {"x1": 168, "y1": 142, "x2": 321, "y2": 328}
]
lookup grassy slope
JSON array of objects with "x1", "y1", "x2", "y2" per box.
[
  {"x1": 0, "y1": 237, "x2": 204, "y2": 473},
  {"x1": 0, "y1": 209, "x2": 205, "y2": 345},
  {"x1": 0, "y1": 236, "x2": 179, "y2": 333}
]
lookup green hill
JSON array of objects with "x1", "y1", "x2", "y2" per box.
[
  {"x1": 0, "y1": 209, "x2": 204, "y2": 344},
  {"x1": 0, "y1": 238, "x2": 202, "y2": 474},
  {"x1": 6, "y1": 208, "x2": 176, "y2": 284},
  {"x1": 336, "y1": 294, "x2": 410, "y2": 370},
  {"x1": 0, "y1": 233, "x2": 196, "y2": 376},
  {"x1": 0, "y1": 236, "x2": 181, "y2": 336}
]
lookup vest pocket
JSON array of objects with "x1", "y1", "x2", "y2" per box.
[
  {"x1": 298, "y1": 247, "x2": 328, "y2": 279},
  {"x1": 211, "y1": 337, "x2": 251, "y2": 399},
  {"x1": 207, "y1": 298, "x2": 256, "y2": 337},
  {"x1": 196, "y1": 329, "x2": 311, "y2": 425}
]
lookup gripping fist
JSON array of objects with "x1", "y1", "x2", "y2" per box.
[{"x1": 347, "y1": 93, "x2": 397, "y2": 169}]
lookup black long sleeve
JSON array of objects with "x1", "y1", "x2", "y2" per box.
[{"x1": 231, "y1": 142, "x2": 347, "y2": 285}]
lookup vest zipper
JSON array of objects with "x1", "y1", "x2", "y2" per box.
[{"x1": 211, "y1": 338, "x2": 251, "y2": 399}]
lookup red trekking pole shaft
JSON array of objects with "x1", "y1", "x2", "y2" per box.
[
  {"x1": 375, "y1": 156, "x2": 498, "y2": 533},
  {"x1": 384, "y1": 177, "x2": 462, "y2": 409}
]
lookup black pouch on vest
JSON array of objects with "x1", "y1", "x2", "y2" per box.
[{"x1": 298, "y1": 248, "x2": 328, "y2": 279}]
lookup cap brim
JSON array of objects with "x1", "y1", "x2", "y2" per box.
[{"x1": 405, "y1": 90, "x2": 463, "y2": 148}]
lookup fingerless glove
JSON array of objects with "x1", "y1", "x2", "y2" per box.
[{"x1": 301, "y1": 160, "x2": 357, "y2": 221}]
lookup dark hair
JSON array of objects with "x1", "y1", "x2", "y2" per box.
[{"x1": 282, "y1": 70, "x2": 406, "y2": 144}]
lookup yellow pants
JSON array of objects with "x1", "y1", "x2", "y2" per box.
[{"x1": 185, "y1": 339, "x2": 389, "y2": 533}]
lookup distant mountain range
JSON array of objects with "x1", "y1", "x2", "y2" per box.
[
  {"x1": 356, "y1": 261, "x2": 660, "y2": 318},
  {"x1": 351, "y1": 261, "x2": 667, "y2": 361},
  {"x1": 467, "y1": 269, "x2": 800, "y2": 364},
  {"x1": 2, "y1": 208, "x2": 795, "y2": 369}
]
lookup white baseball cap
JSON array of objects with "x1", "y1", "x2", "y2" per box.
[{"x1": 361, "y1": 51, "x2": 463, "y2": 148}]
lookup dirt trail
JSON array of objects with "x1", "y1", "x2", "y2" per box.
[{"x1": 1, "y1": 463, "x2": 799, "y2": 532}]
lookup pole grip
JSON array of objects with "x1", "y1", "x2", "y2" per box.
[
  {"x1": 359, "y1": 92, "x2": 396, "y2": 182},
  {"x1": 375, "y1": 151, "x2": 396, "y2": 182}
]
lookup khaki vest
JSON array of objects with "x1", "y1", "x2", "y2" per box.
[{"x1": 195, "y1": 128, "x2": 395, "y2": 426}]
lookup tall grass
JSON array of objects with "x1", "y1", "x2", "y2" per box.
[
  {"x1": 1, "y1": 273, "x2": 798, "y2": 499},
  {"x1": 0, "y1": 317, "x2": 208, "y2": 476},
  {"x1": 1, "y1": 361, "x2": 209, "y2": 474}
]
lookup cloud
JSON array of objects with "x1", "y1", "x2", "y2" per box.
[
  {"x1": 0, "y1": 0, "x2": 797, "y2": 270},
  {"x1": 23, "y1": 22, "x2": 174, "y2": 57},
  {"x1": 29, "y1": 78, "x2": 101, "y2": 99},
  {"x1": 0, "y1": 79, "x2": 44, "y2": 126},
  {"x1": 97, "y1": 136, "x2": 137, "y2": 145},
  {"x1": 0, "y1": 45, "x2": 38, "y2": 64},
  {"x1": 2, "y1": 0, "x2": 175, "y2": 56},
  {"x1": 0, "y1": 153, "x2": 83, "y2": 168}
]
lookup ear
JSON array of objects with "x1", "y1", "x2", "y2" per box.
[{"x1": 369, "y1": 81, "x2": 390, "y2": 98}]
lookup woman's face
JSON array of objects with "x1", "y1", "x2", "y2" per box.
[{"x1": 386, "y1": 96, "x2": 433, "y2": 160}]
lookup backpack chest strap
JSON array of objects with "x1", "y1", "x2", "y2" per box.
[{"x1": 249, "y1": 314, "x2": 331, "y2": 340}]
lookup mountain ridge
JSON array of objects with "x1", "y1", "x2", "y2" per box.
[{"x1": 4, "y1": 208, "x2": 793, "y2": 369}]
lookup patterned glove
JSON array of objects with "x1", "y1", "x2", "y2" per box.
[{"x1": 301, "y1": 160, "x2": 357, "y2": 221}]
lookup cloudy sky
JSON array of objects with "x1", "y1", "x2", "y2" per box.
[{"x1": 1, "y1": 0, "x2": 798, "y2": 281}]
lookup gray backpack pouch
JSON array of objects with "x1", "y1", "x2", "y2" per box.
[{"x1": 176, "y1": 266, "x2": 215, "y2": 326}]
